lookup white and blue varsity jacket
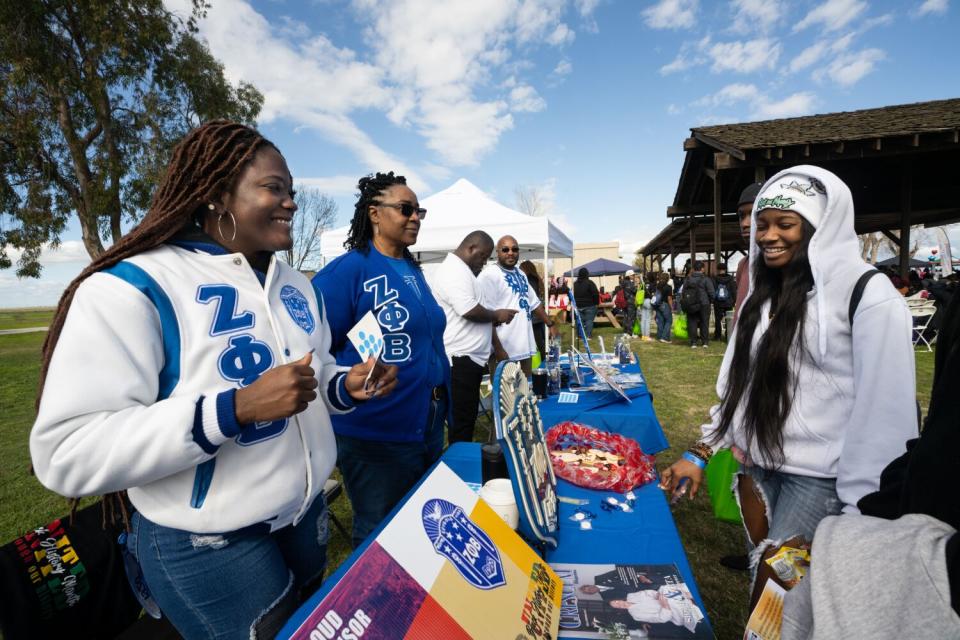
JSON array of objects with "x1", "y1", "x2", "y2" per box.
[{"x1": 30, "y1": 243, "x2": 353, "y2": 534}]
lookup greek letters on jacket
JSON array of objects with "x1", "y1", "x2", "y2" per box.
[
  {"x1": 29, "y1": 244, "x2": 345, "y2": 534},
  {"x1": 312, "y1": 247, "x2": 449, "y2": 442}
]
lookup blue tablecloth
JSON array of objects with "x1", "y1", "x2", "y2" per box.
[
  {"x1": 538, "y1": 360, "x2": 670, "y2": 455},
  {"x1": 282, "y1": 441, "x2": 711, "y2": 638},
  {"x1": 441, "y1": 443, "x2": 709, "y2": 626}
]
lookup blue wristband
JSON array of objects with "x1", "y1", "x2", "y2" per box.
[{"x1": 682, "y1": 451, "x2": 707, "y2": 469}]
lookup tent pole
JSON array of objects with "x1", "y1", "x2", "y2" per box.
[{"x1": 543, "y1": 240, "x2": 549, "y2": 357}]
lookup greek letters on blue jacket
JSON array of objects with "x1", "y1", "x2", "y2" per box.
[{"x1": 312, "y1": 246, "x2": 450, "y2": 442}]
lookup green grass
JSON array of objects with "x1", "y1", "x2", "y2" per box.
[
  {"x1": 0, "y1": 322, "x2": 937, "y2": 640},
  {"x1": 0, "y1": 307, "x2": 54, "y2": 331}
]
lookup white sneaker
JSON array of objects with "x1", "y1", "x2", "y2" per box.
[{"x1": 690, "y1": 345, "x2": 697, "y2": 349}]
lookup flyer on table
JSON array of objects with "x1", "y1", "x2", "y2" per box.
[
  {"x1": 285, "y1": 463, "x2": 562, "y2": 639},
  {"x1": 552, "y1": 563, "x2": 713, "y2": 639}
]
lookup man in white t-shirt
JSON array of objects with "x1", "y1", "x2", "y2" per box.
[
  {"x1": 478, "y1": 235, "x2": 557, "y2": 376},
  {"x1": 429, "y1": 231, "x2": 518, "y2": 443}
]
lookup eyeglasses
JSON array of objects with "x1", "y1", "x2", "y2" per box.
[
  {"x1": 375, "y1": 201, "x2": 426, "y2": 219},
  {"x1": 500, "y1": 246, "x2": 520, "y2": 254}
]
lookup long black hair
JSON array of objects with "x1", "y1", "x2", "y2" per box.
[
  {"x1": 344, "y1": 171, "x2": 419, "y2": 267},
  {"x1": 709, "y1": 219, "x2": 817, "y2": 467}
]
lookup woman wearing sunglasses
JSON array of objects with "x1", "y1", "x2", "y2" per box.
[{"x1": 312, "y1": 172, "x2": 449, "y2": 548}]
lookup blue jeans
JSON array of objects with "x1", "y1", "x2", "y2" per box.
[
  {"x1": 640, "y1": 301, "x2": 652, "y2": 337},
  {"x1": 655, "y1": 305, "x2": 673, "y2": 341},
  {"x1": 127, "y1": 494, "x2": 329, "y2": 639},
  {"x1": 336, "y1": 392, "x2": 447, "y2": 548},
  {"x1": 579, "y1": 305, "x2": 598, "y2": 338},
  {"x1": 737, "y1": 465, "x2": 842, "y2": 582}
]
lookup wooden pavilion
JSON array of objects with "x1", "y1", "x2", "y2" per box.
[{"x1": 641, "y1": 98, "x2": 960, "y2": 276}]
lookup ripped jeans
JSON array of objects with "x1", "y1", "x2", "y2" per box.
[
  {"x1": 126, "y1": 494, "x2": 328, "y2": 640},
  {"x1": 737, "y1": 465, "x2": 842, "y2": 584}
]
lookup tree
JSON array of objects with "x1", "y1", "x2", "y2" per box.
[
  {"x1": 0, "y1": 0, "x2": 263, "y2": 277},
  {"x1": 281, "y1": 189, "x2": 337, "y2": 272},
  {"x1": 515, "y1": 185, "x2": 547, "y2": 217}
]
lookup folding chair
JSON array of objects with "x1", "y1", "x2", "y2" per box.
[
  {"x1": 911, "y1": 304, "x2": 938, "y2": 352},
  {"x1": 323, "y1": 478, "x2": 353, "y2": 547}
]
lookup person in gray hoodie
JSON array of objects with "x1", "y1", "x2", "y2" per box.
[{"x1": 660, "y1": 165, "x2": 917, "y2": 610}]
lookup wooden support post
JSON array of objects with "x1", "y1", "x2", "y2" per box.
[
  {"x1": 899, "y1": 163, "x2": 913, "y2": 279},
  {"x1": 754, "y1": 166, "x2": 766, "y2": 183},
  {"x1": 713, "y1": 167, "x2": 722, "y2": 275},
  {"x1": 670, "y1": 248, "x2": 676, "y2": 272},
  {"x1": 689, "y1": 218, "x2": 697, "y2": 265}
]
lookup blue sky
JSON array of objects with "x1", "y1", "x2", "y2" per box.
[{"x1": 3, "y1": 0, "x2": 959, "y2": 307}]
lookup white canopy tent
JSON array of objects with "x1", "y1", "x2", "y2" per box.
[{"x1": 319, "y1": 178, "x2": 574, "y2": 265}]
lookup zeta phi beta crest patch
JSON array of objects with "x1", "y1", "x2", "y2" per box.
[
  {"x1": 280, "y1": 285, "x2": 315, "y2": 334},
  {"x1": 422, "y1": 498, "x2": 506, "y2": 590}
]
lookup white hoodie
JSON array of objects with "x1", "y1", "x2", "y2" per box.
[{"x1": 701, "y1": 165, "x2": 917, "y2": 513}]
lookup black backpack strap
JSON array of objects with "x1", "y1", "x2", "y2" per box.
[{"x1": 849, "y1": 269, "x2": 883, "y2": 327}]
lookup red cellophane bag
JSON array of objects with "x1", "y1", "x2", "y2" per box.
[{"x1": 545, "y1": 421, "x2": 656, "y2": 492}]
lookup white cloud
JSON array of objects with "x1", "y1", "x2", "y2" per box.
[
  {"x1": 509, "y1": 84, "x2": 548, "y2": 112},
  {"x1": 575, "y1": 0, "x2": 601, "y2": 16},
  {"x1": 815, "y1": 47, "x2": 885, "y2": 86},
  {"x1": 694, "y1": 82, "x2": 760, "y2": 107},
  {"x1": 295, "y1": 176, "x2": 360, "y2": 196},
  {"x1": 692, "y1": 84, "x2": 817, "y2": 120},
  {"x1": 794, "y1": 0, "x2": 867, "y2": 33},
  {"x1": 166, "y1": 0, "x2": 577, "y2": 180},
  {"x1": 5, "y1": 240, "x2": 91, "y2": 266},
  {"x1": 729, "y1": 0, "x2": 786, "y2": 33},
  {"x1": 574, "y1": 0, "x2": 601, "y2": 31},
  {"x1": 915, "y1": 0, "x2": 949, "y2": 16},
  {"x1": 753, "y1": 92, "x2": 818, "y2": 118},
  {"x1": 667, "y1": 103, "x2": 683, "y2": 115},
  {"x1": 788, "y1": 32, "x2": 856, "y2": 73},
  {"x1": 642, "y1": 0, "x2": 699, "y2": 30},
  {"x1": 514, "y1": 0, "x2": 573, "y2": 45},
  {"x1": 546, "y1": 22, "x2": 576, "y2": 45},
  {"x1": 358, "y1": 0, "x2": 574, "y2": 166},
  {"x1": 708, "y1": 38, "x2": 781, "y2": 73},
  {"x1": 659, "y1": 35, "x2": 709, "y2": 75},
  {"x1": 789, "y1": 41, "x2": 830, "y2": 73},
  {"x1": 552, "y1": 59, "x2": 573, "y2": 76}
]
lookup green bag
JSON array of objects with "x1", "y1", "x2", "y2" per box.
[
  {"x1": 672, "y1": 312, "x2": 688, "y2": 340},
  {"x1": 706, "y1": 449, "x2": 742, "y2": 524}
]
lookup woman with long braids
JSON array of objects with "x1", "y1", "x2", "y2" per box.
[
  {"x1": 30, "y1": 121, "x2": 397, "y2": 639},
  {"x1": 312, "y1": 172, "x2": 449, "y2": 548},
  {"x1": 659, "y1": 166, "x2": 916, "y2": 608}
]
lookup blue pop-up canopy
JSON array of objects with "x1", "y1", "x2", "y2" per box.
[{"x1": 564, "y1": 257, "x2": 635, "y2": 277}]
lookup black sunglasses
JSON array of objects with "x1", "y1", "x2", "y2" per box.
[
  {"x1": 375, "y1": 201, "x2": 426, "y2": 219},
  {"x1": 500, "y1": 246, "x2": 520, "y2": 253}
]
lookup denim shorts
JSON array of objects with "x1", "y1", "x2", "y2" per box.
[
  {"x1": 736, "y1": 465, "x2": 842, "y2": 584},
  {"x1": 126, "y1": 494, "x2": 329, "y2": 639}
]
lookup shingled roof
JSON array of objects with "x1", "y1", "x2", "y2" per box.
[{"x1": 692, "y1": 98, "x2": 960, "y2": 152}]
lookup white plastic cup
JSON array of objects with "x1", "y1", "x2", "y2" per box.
[{"x1": 478, "y1": 478, "x2": 520, "y2": 529}]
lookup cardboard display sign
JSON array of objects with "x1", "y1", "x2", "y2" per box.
[
  {"x1": 493, "y1": 361, "x2": 560, "y2": 549},
  {"x1": 283, "y1": 463, "x2": 562, "y2": 640}
]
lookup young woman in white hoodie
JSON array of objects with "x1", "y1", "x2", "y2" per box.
[{"x1": 660, "y1": 165, "x2": 917, "y2": 606}]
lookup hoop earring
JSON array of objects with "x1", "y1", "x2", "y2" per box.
[{"x1": 217, "y1": 211, "x2": 237, "y2": 243}]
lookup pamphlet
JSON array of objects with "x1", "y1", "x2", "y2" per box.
[
  {"x1": 551, "y1": 563, "x2": 712, "y2": 639},
  {"x1": 743, "y1": 579, "x2": 786, "y2": 640}
]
